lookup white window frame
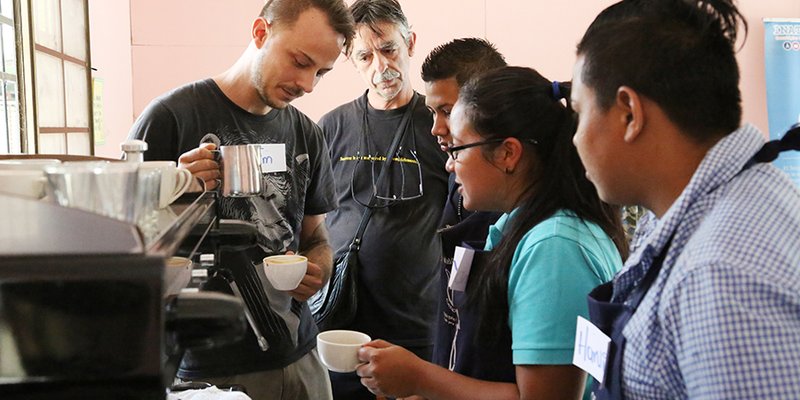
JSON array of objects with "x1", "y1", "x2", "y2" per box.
[{"x1": 2, "y1": 0, "x2": 92, "y2": 155}]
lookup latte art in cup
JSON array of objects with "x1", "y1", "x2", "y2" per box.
[{"x1": 267, "y1": 255, "x2": 306, "y2": 264}]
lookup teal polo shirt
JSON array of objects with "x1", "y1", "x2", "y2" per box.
[{"x1": 485, "y1": 209, "x2": 622, "y2": 365}]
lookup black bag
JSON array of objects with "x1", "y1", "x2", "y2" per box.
[
  {"x1": 308, "y1": 215, "x2": 367, "y2": 331},
  {"x1": 309, "y1": 94, "x2": 419, "y2": 331}
]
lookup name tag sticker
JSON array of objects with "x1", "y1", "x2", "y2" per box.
[
  {"x1": 448, "y1": 246, "x2": 475, "y2": 292},
  {"x1": 573, "y1": 316, "x2": 611, "y2": 384},
  {"x1": 259, "y1": 144, "x2": 287, "y2": 173}
]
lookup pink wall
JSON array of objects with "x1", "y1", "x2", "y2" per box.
[
  {"x1": 88, "y1": 0, "x2": 133, "y2": 157},
  {"x1": 89, "y1": 1, "x2": 800, "y2": 157},
  {"x1": 128, "y1": 0, "x2": 258, "y2": 121}
]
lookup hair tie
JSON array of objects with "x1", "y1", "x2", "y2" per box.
[{"x1": 551, "y1": 81, "x2": 563, "y2": 100}]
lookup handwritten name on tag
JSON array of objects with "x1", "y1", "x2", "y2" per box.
[
  {"x1": 572, "y1": 316, "x2": 611, "y2": 383},
  {"x1": 259, "y1": 144, "x2": 287, "y2": 173},
  {"x1": 448, "y1": 246, "x2": 475, "y2": 292}
]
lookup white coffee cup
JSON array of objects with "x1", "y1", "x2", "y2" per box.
[
  {"x1": 140, "y1": 161, "x2": 193, "y2": 208},
  {"x1": 166, "y1": 256, "x2": 193, "y2": 270},
  {"x1": 164, "y1": 256, "x2": 193, "y2": 297},
  {"x1": 0, "y1": 170, "x2": 47, "y2": 199},
  {"x1": 0, "y1": 159, "x2": 61, "y2": 170},
  {"x1": 262, "y1": 254, "x2": 307, "y2": 291},
  {"x1": 0, "y1": 159, "x2": 61, "y2": 200},
  {"x1": 317, "y1": 330, "x2": 372, "y2": 373}
]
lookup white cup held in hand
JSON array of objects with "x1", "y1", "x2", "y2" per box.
[
  {"x1": 262, "y1": 254, "x2": 307, "y2": 291},
  {"x1": 140, "y1": 161, "x2": 193, "y2": 208},
  {"x1": 317, "y1": 330, "x2": 372, "y2": 373}
]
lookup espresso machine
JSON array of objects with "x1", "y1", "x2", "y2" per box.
[{"x1": 0, "y1": 191, "x2": 250, "y2": 399}]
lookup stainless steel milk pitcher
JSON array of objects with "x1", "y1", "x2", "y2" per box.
[{"x1": 218, "y1": 144, "x2": 263, "y2": 197}]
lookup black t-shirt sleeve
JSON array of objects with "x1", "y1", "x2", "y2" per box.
[
  {"x1": 127, "y1": 99, "x2": 180, "y2": 162},
  {"x1": 303, "y1": 120, "x2": 338, "y2": 215},
  {"x1": 317, "y1": 111, "x2": 337, "y2": 150}
]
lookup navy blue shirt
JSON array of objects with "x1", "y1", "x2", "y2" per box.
[{"x1": 432, "y1": 174, "x2": 511, "y2": 382}]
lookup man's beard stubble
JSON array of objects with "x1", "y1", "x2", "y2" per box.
[{"x1": 250, "y1": 55, "x2": 302, "y2": 110}]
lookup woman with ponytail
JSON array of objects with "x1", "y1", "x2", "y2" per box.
[
  {"x1": 352, "y1": 66, "x2": 626, "y2": 400},
  {"x1": 571, "y1": 0, "x2": 800, "y2": 399}
]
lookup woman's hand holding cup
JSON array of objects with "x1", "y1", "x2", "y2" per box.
[{"x1": 356, "y1": 340, "x2": 425, "y2": 398}]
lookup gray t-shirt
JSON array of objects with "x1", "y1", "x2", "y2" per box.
[
  {"x1": 129, "y1": 78, "x2": 337, "y2": 377},
  {"x1": 319, "y1": 91, "x2": 448, "y2": 350}
]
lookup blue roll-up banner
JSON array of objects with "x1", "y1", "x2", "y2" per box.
[{"x1": 764, "y1": 19, "x2": 800, "y2": 187}]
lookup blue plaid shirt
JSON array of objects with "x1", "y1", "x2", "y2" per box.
[{"x1": 615, "y1": 124, "x2": 800, "y2": 399}]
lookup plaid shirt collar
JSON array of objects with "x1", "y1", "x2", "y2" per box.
[{"x1": 612, "y1": 124, "x2": 765, "y2": 301}]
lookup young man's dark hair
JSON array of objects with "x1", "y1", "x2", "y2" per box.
[
  {"x1": 577, "y1": 0, "x2": 747, "y2": 141},
  {"x1": 421, "y1": 38, "x2": 507, "y2": 86},
  {"x1": 262, "y1": 0, "x2": 355, "y2": 49},
  {"x1": 419, "y1": 37, "x2": 510, "y2": 385}
]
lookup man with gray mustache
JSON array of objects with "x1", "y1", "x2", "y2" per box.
[
  {"x1": 317, "y1": 0, "x2": 448, "y2": 398},
  {"x1": 373, "y1": 68, "x2": 402, "y2": 85}
]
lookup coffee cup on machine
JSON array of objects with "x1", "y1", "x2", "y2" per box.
[
  {"x1": 140, "y1": 161, "x2": 193, "y2": 208},
  {"x1": 0, "y1": 159, "x2": 61, "y2": 200},
  {"x1": 0, "y1": 170, "x2": 48, "y2": 199}
]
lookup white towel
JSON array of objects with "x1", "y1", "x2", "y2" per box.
[{"x1": 167, "y1": 385, "x2": 252, "y2": 400}]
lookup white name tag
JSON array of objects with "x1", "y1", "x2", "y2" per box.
[
  {"x1": 448, "y1": 246, "x2": 475, "y2": 292},
  {"x1": 572, "y1": 316, "x2": 611, "y2": 384},
  {"x1": 259, "y1": 144, "x2": 287, "y2": 173}
]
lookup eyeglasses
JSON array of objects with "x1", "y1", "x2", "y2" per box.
[
  {"x1": 446, "y1": 137, "x2": 541, "y2": 160},
  {"x1": 375, "y1": 147, "x2": 424, "y2": 202},
  {"x1": 445, "y1": 138, "x2": 506, "y2": 160},
  {"x1": 350, "y1": 146, "x2": 424, "y2": 208}
]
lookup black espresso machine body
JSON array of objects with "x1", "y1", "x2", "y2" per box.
[
  {"x1": 0, "y1": 255, "x2": 165, "y2": 399},
  {"x1": 0, "y1": 191, "x2": 247, "y2": 399}
]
